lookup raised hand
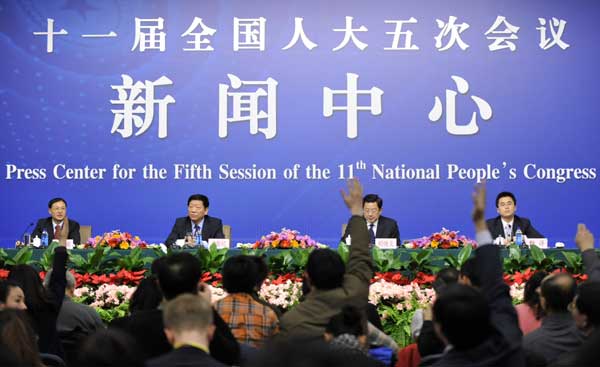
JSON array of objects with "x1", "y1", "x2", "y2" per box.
[
  {"x1": 340, "y1": 178, "x2": 364, "y2": 216},
  {"x1": 575, "y1": 223, "x2": 595, "y2": 252}
]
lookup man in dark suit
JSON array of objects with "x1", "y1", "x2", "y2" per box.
[
  {"x1": 340, "y1": 194, "x2": 400, "y2": 245},
  {"x1": 165, "y1": 194, "x2": 224, "y2": 247},
  {"x1": 486, "y1": 191, "x2": 543, "y2": 244},
  {"x1": 31, "y1": 197, "x2": 81, "y2": 245},
  {"x1": 147, "y1": 294, "x2": 226, "y2": 367}
]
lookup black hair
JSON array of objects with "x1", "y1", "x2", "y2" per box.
[
  {"x1": 433, "y1": 267, "x2": 459, "y2": 294},
  {"x1": 129, "y1": 277, "x2": 163, "y2": 313},
  {"x1": 459, "y1": 258, "x2": 481, "y2": 287},
  {"x1": 433, "y1": 284, "x2": 491, "y2": 350},
  {"x1": 495, "y1": 192, "x2": 516, "y2": 208},
  {"x1": 306, "y1": 249, "x2": 345, "y2": 290},
  {"x1": 541, "y1": 273, "x2": 576, "y2": 313},
  {"x1": 222, "y1": 256, "x2": 258, "y2": 294},
  {"x1": 363, "y1": 194, "x2": 383, "y2": 209},
  {"x1": 48, "y1": 198, "x2": 67, "y2": 209},
  {"x1": 250, "y1": 255, "x2": 269, "y2": 289},
  {"x1": 0, "y1": 309, "x2": 44, "y2": 367},
  {"x1": 523, "y1": 271, "x2": 548, "y2": 319},
  {"x1": 7, "y1": 265, "x2": 50, "y2": 311},
  {"x1": 157, "y1": 253, "x2": 203, "y2": 301},
  {"x1": 575, "y1": 281, "x2": 600, "y2": 327},
  {"x1": 325, "y1": 305, "x2": 366, "y2": 337},
  {"x1": 187, "y1": 194, "x2": 209, "y2": 208},
  {"x1": 77, "y1": 329, "x2": 144, "y2": 367}
]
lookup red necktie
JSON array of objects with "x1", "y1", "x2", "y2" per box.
[{"x1": 54, "y1": 223, "x2": 62, "y2": 240}]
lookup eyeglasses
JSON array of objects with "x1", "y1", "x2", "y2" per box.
[{"x1": 364, "y1": 208, "x2": 380, "y2": 214}]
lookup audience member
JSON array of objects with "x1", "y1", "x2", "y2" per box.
[
  {"x1": 522, "y1": 272, "x2": 585, "y2": 364},
  {"x1": 0, "y1": 309, "x2": 45, "y2": 367},
  {"x1": 550, "y1": 224, "x2": 600, "y2": 367},
  {"x1": 77, "y1": 329, "x2": 144, "y2": 367},
  {"x1": 215, "y1": 255, "x2": 279, "y2": 348},
  {"x1": 515, "y1": 271, "x2": 547, "y2": 335},
  {"x1": 7, "y1": 246, "x2": 68, "y2": 356},
  {"x1": 0, "y1": 280, "x2": 27, "y2": 311},
  {"x1": 147, "y1": 294, "x2": 226, "y2": 367},
  {"x1": 249, "y1": 255, "x2": 282, "y2": 319},
  {"x1": 279, "y1": 178, "x2": 373, "y2": 340},
  {"x1": 427, "y1": 182, "x2": 526, "y2": 367},
  {"x1": 129, "y1": 277, "x2": 163, "y2": 313}
]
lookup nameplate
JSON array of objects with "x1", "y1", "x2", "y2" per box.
[
  {"x1": 375, "y1": 238, "x2": 397, "y2": 249},
  {"x1": 209, "y1": 239, "x2": 230, "y2": 249},
  {"x1": 525, "y1": 238, "x2": 548, "y2": 249}
]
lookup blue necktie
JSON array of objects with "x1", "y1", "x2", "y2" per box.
[{"x1": 369, "y1": 223, "x2": 376, "y2": 244}]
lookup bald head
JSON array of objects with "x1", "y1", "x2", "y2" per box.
[{"x1": 541, "y1": 273, "x2": 576, "y2": 313}]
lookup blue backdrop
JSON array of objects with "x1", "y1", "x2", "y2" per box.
[{"x1": 1, "y1": 0, "x2": 598, "y2": 247}]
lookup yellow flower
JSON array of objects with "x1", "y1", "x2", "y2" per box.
[
  {"x1": 450, "y1": 240, "x2": 459, "y2": 248},
  {"x1": 430, "y1": 240, "x2": 439, "y2": 249},
  {"x1": 291, "y1": 240, "x2": 299, "y2": 248},
  {"x1": 272, "y1": 239, "x2": 280, "y2": 247},
  {"x1": 119, "y1": 241, "x2": 130, "y2": 250}
]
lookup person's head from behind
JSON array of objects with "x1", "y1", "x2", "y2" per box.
[
  {"x1": 48, "y1": 197, "x2": 68, "y2": 222},
  {"x1": 43, "y1": 269, "x2": 76, "y2": 297},
  {"x1": 0, "y1": 309, "x2": 43, "y2": 367},
  {"x1": 78, "y1": 329, "x2": 143, "y2": 367},
  {"x1": 306, "y1": 249, "x2": 345, "y2": 291},
  {"x1": 324, "y1": 305, "x2": 367, "y2": 348},
  {"x1": 129, "y1": 277, "x2": 163, "y2": 313},
  {"x1": 363, "y1": 194, "x2": 383, "y2": 224},
  {"x1": 433, "y1": 284, "x2": 492, "y2": 350},
  {"x1": 495, "y1": 192, "x2": 517, "y2": 219},
  {"x1": 157, "y1": 252, "x2": 203, "y2": 301},
  {"x1": 433, "y1": 267, "x2": 459, "y2": 294},
  {"x1": 523, "y1": 271, "x2": 548, "y2": 319},
  {"x1": 163, "y1": 294, "x2": 214, "y2": 347},
  {"x1": 187, "y1": 194, "x2": 209, "y2": 223},
  {"x1": 251, "y1": 255, "x2": 269, "y2": 290},
  {"x1": 7, "y1": 265, "x2": 48, "y2": 311},
  {"x1": 540, "y1": 273, "x2": 576, "y2": 314},
  {"x1": 458, "y1": 258, "x2": 481, "y2": 288},
  {"x1": 0, "y1": 281, "x2": 26, "y2": 311},
  {"x1": 222, "y1": 255, "x2": 258, "y2": 294},
  {"x1": 571, "y1": 281, "x2": 600, "y2": 335}
]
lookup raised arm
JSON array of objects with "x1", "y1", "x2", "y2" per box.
[{"x1": 576, "y1": 223, "x2": 600, "y2": 281}]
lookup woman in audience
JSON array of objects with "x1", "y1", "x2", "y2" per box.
[
  {"x1": 128, "y1": 277, "x2": 163, "y2": 314},
  {"x1": 7, "y1": 246, "x2": 68, "y2": 356},
  {"x1": 0, "y1": 280, "x2": 27, "y2": 311},
  {"x1": 515, "y1": 271, "x2": 547, "y2": 335},
  {"x1": 0, "y1": 309, "x2": 45, "y2": 367}
]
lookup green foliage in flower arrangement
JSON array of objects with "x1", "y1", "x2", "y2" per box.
[
  {"x1": 196, "y1": 244, "x2": 229, "y2": 273},
  {"x1": 95, "y1": 302, "x2": 130, "y2": 323},
  {"x1": 117, "y1": 247, "x2": 154, "y2": 271},
  {"x1": 69, "y1": 246, "x2": 117, "y2": 274}
]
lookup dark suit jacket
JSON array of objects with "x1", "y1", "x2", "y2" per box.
[
  {"x1": 486, "y1": 215, "x2": 543, "y2": 239},
  {"x1": 341, "y1": 215, "x2": 400, "y2": 244},
  {"x1": 110, "y1": 308, "x2": 239, "y2": 365},
  {"x1": 146, "y1": 346, "x2": 227, "y2": 367},
  {"x1": 165, "y1": 216, "x2": 224, "y2": 246},
  {"x1": 32, "y1": 217, "x2": 81, "y2": 245}
]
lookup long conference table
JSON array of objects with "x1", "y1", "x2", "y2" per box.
[{"x1": 1, "y1": 247, "x2": 582, "y2": 263}]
